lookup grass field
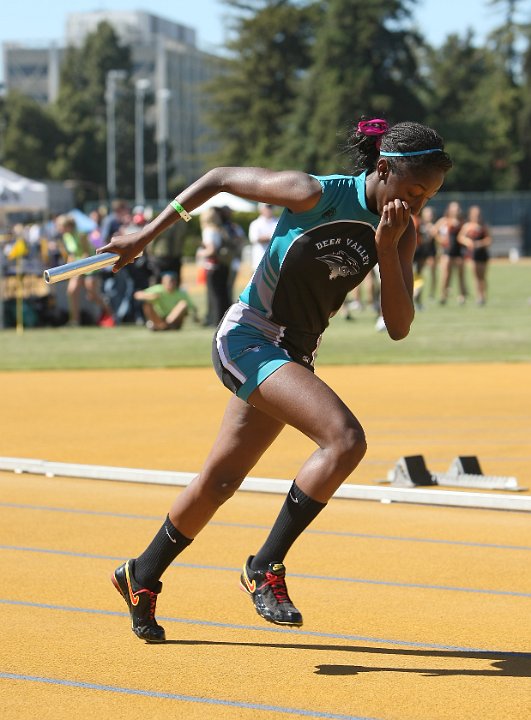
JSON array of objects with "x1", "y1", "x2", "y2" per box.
[{"x1": 0, "y1": 259, "x2": 530, "y2": 371}]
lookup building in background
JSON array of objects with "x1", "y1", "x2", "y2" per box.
[
  {"x1": 3, "y1": 10, "x2": 222, "y2": 185},
  {"x1": 2, "y1": 42, "x2": 63, "y2": 104}
]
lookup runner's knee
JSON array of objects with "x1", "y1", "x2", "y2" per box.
[
  {"x1": 327, "y1": 420, "x2": 367, "y2": 474},
  {"x1": 196, "y1": 473, "x2": 246, "y2": 507}
]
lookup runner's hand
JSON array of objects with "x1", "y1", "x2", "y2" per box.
[
  {"x1": 375, "y1": 199, "x2": 411, "y2": 253},
  {"x1": 97, "y1": 232, "x2": 146, "y2": 272}
]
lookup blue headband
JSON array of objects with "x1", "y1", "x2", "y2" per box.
[{"x1": 380, "y1": 148, "x2": 443, "y2": 157}]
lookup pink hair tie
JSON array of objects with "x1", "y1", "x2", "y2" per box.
[{"x1": 357, "y1": 118, "x2": 389, "y2": 136}]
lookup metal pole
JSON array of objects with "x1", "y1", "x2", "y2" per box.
[
  {"x1": 157, "y1": 88, "x2": 171, "y2": 206},
  {"x1": 135, "y1": 79, "x2": 150, "y2": 207},
  {"x1": 105, "y1": 70, "x2": 126, "y2": 201},
  {"x1": 157, "y1": 140, "x2": 166, "y2": 208},
  {"x1": 106, "y1": 74, "x2": 117, "y2": 201}
]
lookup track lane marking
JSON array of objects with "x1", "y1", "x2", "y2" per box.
[
  {"x1": 0, "y1": 671, "x2": 378, "y2": 720},
  {"x1": 1, "y1": 598, "x2": 529, "y2": 656},
  {"x1": 1, "y1": 544, "x2": 530, "y2": 597},
  {"x1": 1, "y1": 502, "x2": 529, "y2": 551}
]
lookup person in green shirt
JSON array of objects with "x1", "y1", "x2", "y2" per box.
[{"x1": 134, "y1": 271, "x2": 198, "y2": 330}]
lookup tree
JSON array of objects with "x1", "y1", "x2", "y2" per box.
[
  {"x1": 0, "y1": 91, "x2": 62, "y2": 179},
  {"x1": 281, "y1": 0, "x2": 425, "y2": 173},
  {"x1": 418, "y1": 28, "x2": 524, "y2": 191},
  {"x1": 205, "y1": 0, "x2": 316, "y2": 168},
  {"x1": 49, "y1": 22, "x2": 136, "y2": 202},
  {"x1": 207, "y1": 0, "x2": 426, "y2": 174},
  {"x1": 487, "y1": 0, "x2": 531, "y2": 189},
  {"x1": 418, "y1": 33, "x2": 495, "y2": 191},
  {"x1": 487, "y1": 0, "x2": 528, "y2": 81}
]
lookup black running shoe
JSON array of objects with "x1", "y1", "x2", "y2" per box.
[
  {"x1": 240, "y1": 556, "x2": 303, "y2": 626},
  {"x1": 111, "y1": 560, "x2": 166, "y2": 643}
]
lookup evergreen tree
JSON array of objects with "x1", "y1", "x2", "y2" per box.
[
  {"x1": 49, "y1": 22, "x2": 138, "y2": 202},
  {"x1": 281, "y1": 0, "x2": 424, "y2": 173},
  {"x1": 477, "y1": 40, "x2": 521, "y2": 191},
  {"x1": 205, "y1": 0, "x2": 316, "y2": 167},
  {"x1": 419, "y1": 33, "x2": 497, "y2": 191},
  {"x1": 420, "y1": 7, "x2": 526, "y2": 192},
  {"x1": 487, "y1": 0, "x2": 526, "y2": 82},
  {"x1": 487, "y1": 0, "x2": 531, "y2": 189},
  {"x1": 0, "y1": 92, "x2": 62, "y2": 179}
]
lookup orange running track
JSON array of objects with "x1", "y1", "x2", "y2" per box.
[{"x1": 1, "y1": 364, "x2": 530, "y2": 719}]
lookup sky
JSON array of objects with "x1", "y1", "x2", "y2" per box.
[{"x1": 0, "y1": 0, "x2": 513, "y2": 75}]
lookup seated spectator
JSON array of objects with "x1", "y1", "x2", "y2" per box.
[{"x1": 134, "y1": 271, "x2": 198, "y2": 331}]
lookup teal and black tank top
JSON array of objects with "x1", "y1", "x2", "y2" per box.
[{"x1": 235, "y1": 171, "x2": 381, "y2": 363}]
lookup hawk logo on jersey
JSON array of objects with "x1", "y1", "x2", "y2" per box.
[
  {"x1": 317, "y1": 250, "x2": 360, "y2": 280},
  {"x1": 322, "y1": 206, "x2": 337, "y2": 220}
]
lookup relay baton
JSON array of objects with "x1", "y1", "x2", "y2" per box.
[{"x1": 44, "y1": 252, "x2": 128, "y2": 285}]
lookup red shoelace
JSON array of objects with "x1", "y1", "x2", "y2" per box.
[
  {"x1": 263, "y1": 571, "x2": 290, "y2": 604},
  {"x1": 147, "y1": 590, "x2": 158, "y2": 620}
]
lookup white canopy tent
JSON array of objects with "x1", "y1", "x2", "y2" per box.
[
  {"x1": 0, "y1": 165, "x2": 48, "y2": 215},
  {"x1": 0, "y1": 166, "x2": 48, "y2": 330},
  {"x1": 190, "y1": 191, "x2": 257, "y2": 215}
]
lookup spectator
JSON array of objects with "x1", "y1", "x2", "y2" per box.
[
  {"x1": 458, "y1": 205, "x2": 492, "y2": 305},
  {"x1": 197, "y1": 207, "x2": 232, "y2": 326},
  {"x1": 412, "y1": 206, "x2": 438, "y2": 309},
  {"x1": 416, "y1": 205, "x2": 438, "y2": 301},
  {"x1": 148, "y1": 217, "x2": 187, "y2": 284},
  {"x1": 100, "y1": 200, "x2": 130, "y2": 244},
  {"x1": 60, "y1": 215, "x2": 114, "y2": 327},
  {"x1": 125, "y1": 208, "x2": 153, "y2": 324},
  {"x1": 219, "y1": 205, "x2": 248, "y2": 302},
  {"x1": 100, "y1": 200, "x2": 134, "y2": 323},
  {"x1": 41, "y1": 215, "x2": 67, "y2": 269},
  {"x1": 88, "y1": 208, "x2": 105, "y2": 250},
  {"x1": 248, "y1": 203, "x2": 278, "y2": 270},
  {"x1": 134, "y1": 271, "x2": 198, "y2": 330},
  {"x1": 435, "y1": 201, "x2": 466, "y2": 304}
]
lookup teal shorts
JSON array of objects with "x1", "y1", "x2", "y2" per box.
[{"x1": 213, "y1": 324, "x2": 292, "y2": 402}]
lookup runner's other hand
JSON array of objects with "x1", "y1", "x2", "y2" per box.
[{"x1": 376, "y1": 199, "x2": 411, "y2": 253}]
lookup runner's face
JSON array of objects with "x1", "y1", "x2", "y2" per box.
[{"x1": 378, "y1": 165, "x2": 446, "y2": 216}]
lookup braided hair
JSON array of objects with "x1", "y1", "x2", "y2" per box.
[{"x1": 346, "y1": 117, "x2": 453, "y2": 176}]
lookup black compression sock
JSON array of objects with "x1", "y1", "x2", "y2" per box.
[
  {"x1": 250, "y1": 482, "x2": 326, "y2": 571},
  {"x1": 133, "y1": 515, "x2": 193, "y2": 591}
]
